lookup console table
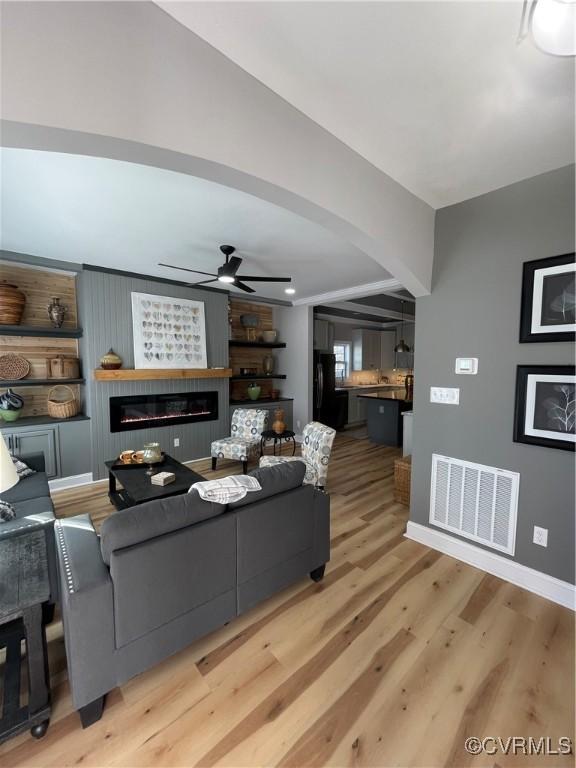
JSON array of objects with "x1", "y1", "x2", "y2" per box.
[{"x1": 0, "y1": 529, "x2": 51, "y2": 743}]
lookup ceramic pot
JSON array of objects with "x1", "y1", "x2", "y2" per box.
[
  {"x1": 263, "y1": 355, "x2": 275, "y2": 375},
  {"x1": 247, "y1": 383, "x2": 261, "y2": 401},
  {"x1": 47, "y1": 297, "x2": 67, "y2": 328},
  {"x1": 270, "y1": 388, "x2": 280, "y2": 400},
  {"x1": 0, "y1": 388, "x2": 24, "y2": 411},
  {"x1": 100, "y1": 348, "x2": 123, "y2": 370},
  {"x1": 0, "y1": 409, "x2": 20, "y2": 422},
  {"x1": 262, "y1": 329, "x2": 278, "y2": 343},
  {"x1": 0, "y1": 282, "x2": 26, "y2": 325},
  {"x1": 272, "y1": 408, "x2": 286, "y2": 435}
]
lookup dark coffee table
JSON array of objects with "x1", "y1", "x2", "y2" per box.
[{"x1": 105, "y1": 454, "x2": 205, "y2": 510}]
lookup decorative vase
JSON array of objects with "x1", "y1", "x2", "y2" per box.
[
  {"x1": 100, "y1": 348, "x2": 123, "y2": 370},
  {"x1": 405, "y1": 374, "x2": 414, "y2": 400},
  {"x1": 247, "y1": 383, "x2": 261, "y2": 401},
  {"x1": 0, "y1": 282, "x2": 26, "y2": 325},
  {"x1": 270, "y1": 388, "x2": 280, "y2": 400},
  {"x1": 0, "y1": 388, "x2": 25, "y2": 411},
  {"x1": 263, "y1": 354, "x2": 275, "y2": 375},
  {"x1": 142, "y1": 442, "x2": 162, "y2": 464},
  {"x1": 47, "y1": 297, "x2": 67, "y2": 328},
  {"x1": 272, "y1": 408, "x2": 286, "y2": 435}
]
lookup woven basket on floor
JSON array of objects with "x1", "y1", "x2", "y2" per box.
[
  {"x1": 394, "y1": 455, "x2": 412, "y2": 505},
  {"x1": 47, "y1": 385, "x2": 79, "y2": 419}
]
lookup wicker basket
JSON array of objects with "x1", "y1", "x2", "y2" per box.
[
  {"x1": 47, "y1": 385, "x2": 79, "y2": 419},
  {"x1": 394, "y1": 455, "x2": 412, "y2": 505}
]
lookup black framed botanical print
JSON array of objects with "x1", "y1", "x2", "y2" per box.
[
  {"x1": 520, "y1": 253, "x2": 575, "y2": 343},
  {"x1": 514, "y1": 366, "x2": 575, "y2": 451}
]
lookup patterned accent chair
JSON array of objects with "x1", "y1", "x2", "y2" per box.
[
  {"x1": 259, "y1": 421, "x2": 336, "y2": 489},
  {"x1": 211, "y1": 408, "x2": 268, "y2": 474}
]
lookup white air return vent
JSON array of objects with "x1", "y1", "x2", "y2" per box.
[{"x1": 430, "y1": 454, "x2": 519, "y2": 555}]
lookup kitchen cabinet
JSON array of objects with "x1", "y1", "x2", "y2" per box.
[
  {"x1": 352, "y1": 330, "x2": 382, "y2": 370},
  {"x1": 4, "y1": 427, "x2": 59, "y2": 478},
  {"x1": 314, "y1": 319, "x2": 334, "y2": 351},
  {"x1": 380, "y1": 332, "x2": 396, "y2": 370}
]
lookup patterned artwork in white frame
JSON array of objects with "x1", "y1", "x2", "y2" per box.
[{"x1": 131, "y1": 292, "x2": 208, "y2": 369}]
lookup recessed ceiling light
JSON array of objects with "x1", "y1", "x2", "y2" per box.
[{"x1": 285, "y1": 287, "x2": 296, "y2": 295}]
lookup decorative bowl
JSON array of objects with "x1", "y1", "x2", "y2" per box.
[
  {"x1": 262, "y1": 330, "x2": 278, "y2": 343},
  {"x1": 0, "y1": 409, "x2": 20, "y2": 422}
]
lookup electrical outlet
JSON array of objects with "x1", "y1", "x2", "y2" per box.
[
  {"x1": 533, "y1": 526, "x2": 548, "y2": 547},
  {"x1": 174, "y1": 437, "x2": 180, "y2": 447},
  {"x1": 430, "y1": 387, "x2": 460, "y2": 404}
]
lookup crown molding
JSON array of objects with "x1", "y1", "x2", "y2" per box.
[{"x1": 292, "y1": 278, "x2": 403, "y2": 306}]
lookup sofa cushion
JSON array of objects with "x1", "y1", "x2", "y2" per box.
[
  {"x1": 100, "y1": 490, "x2": 226, "y2": 565},
  {"x1": 0, "y1": 472, "x2": 50, "y2": 504},
  {"x1": 228, "y1": 461, "x2": 306, "y2": 510},
  {"x1": 11, "y1": 497, "x2": 54, "y2": 521}
]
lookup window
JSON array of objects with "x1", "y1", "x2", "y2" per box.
[{"x1": 333, "y1": 342, "x2": 351, "y2": 382}]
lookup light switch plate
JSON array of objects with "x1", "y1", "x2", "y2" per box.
[
  {"x1": 430, "y1": 387, "x2": 460, "y2": 404},
  {"x1": 455, "y1": 357, "x2": 478, "y2": 375}
]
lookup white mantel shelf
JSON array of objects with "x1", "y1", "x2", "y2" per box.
[{"x1": 93, "y1": 368, "x2": 232, "y2": 381}]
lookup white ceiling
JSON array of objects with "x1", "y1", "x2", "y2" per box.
[
  {"x1": 159, "y1": 1, "x2": 575, "y2": 208},
  {"x1": 0, "y1": 148, "x2": 392, "y2": 300}
]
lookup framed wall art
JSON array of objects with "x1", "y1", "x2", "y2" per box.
[
  {"x1": 520, "y1": 253, "x2": 575, "y2": 343},
  {"x1": 131, "y1": 292, "x2": 207, "y2": 369},
  {"x1": 513, "y1": 365, "x2": 575, "y2": 452}
]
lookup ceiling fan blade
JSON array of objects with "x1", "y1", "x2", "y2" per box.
[
  {"x1": 234, "y1": 280, "x2": 256, "y2": 293},
  {"x1": 189, "y1": 279, "x2": 218, "y2": 287},
  {"x1": 227, "y1": 256, "x2": 243, "y2": 275},
  {"x1": 235, "y1": 275, "x2": 292, "y2": 283},
  {"x1": 158, "y1": 263, "x2": 217, "y2": 278}
]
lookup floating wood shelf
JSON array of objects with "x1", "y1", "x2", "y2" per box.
[
  {"x1": 229, "y1": 341, "x2": 287, "y2": 349},
  {"x1": 0, "y1": 378, "x2": 85, "y2": 387},
  {"x1": 230, "y1": 374, "x2": 287, "y2": 381},
  {"x1": 0, "y1": 325, "x2": 83, "y2": 338},
  {"x1": 93, "y1": 368, "x2": 232, "y2": 381}
]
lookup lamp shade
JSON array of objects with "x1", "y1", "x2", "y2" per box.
[
  {"x1": 394, "y1": 339, "x2": 411, "y2": 354},
  {"x1": 0, "y1": 432, "x2": 18, "y2": 493},
  {"x1": 532, "y1": 0, "x2": 576, "y2": 56}
]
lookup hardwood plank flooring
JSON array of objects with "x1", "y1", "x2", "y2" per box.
[{"x1": 0, "y1": 434, "x2": 573, "y2": 767}]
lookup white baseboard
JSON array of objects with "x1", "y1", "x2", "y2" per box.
[
  {"x1": 405, "y1": 521, "x2": 575, "y2": 611},
  {"x1": 49, "y1": 472, "x2": 94, "y2": 492}
]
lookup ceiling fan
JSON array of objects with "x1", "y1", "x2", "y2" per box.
[{"x1": 159, "y1": 245, "x2": 292, "y2": 294}]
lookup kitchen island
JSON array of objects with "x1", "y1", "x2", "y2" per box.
[{"x1": 357, "y1": 390, "x2": 413, "y2": 446}]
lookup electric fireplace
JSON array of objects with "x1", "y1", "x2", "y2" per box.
[{"x1": 109, "y1": 391, "x2": 218, "y2": 433}]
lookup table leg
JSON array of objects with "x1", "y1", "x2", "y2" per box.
[
  {"x1": 109, "y1": 470, "x2": 117, "y2": 496},
  {"x1": 22, "y1": 604, "x2": 49, "y2": 717},
  {"x1": 291, "y1": 437, "x2": 296, "y2": 456}
]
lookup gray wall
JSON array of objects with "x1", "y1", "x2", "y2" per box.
[
  {"x1": 411, "y1": 165, "x2": 575, "y2": 584},
  {"x1": 79, "y1": 268, "x2": 230, "y2": 479},
  {"x1": 274, "y1": 305, "x2": 313, "y2": 434}
]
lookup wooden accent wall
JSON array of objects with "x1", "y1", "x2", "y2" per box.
[
  {"x1": 2, "y1": 263, "x2": 78, "y2": 327},
  {"x1": 0, "y1": 263, "x2": 80, "y2": 417},
  {"x1": 229, "y1": 300, "x2": 280, "y2": 402}
]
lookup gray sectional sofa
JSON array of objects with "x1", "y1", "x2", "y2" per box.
[
  {"x1": 0, "y1": 453, "x2": 59, "y2": 608},
  {"x1": 55, "y1": 461, "x2": 330, "y2": 728}
]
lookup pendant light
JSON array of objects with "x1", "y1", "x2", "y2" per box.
[{"x1": 394, "y1": 301, "x2": 411, "y2": 354}]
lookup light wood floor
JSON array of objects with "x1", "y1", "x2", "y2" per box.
[{"x1": 1, "y1": 434, "x2": 574, "y2": 767}]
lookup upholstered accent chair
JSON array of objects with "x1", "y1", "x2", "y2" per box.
[
  {"x1": 211, "y1": 408, "x2": 268, "y2": 474},
  {"x1": 259, "y1": 421, "x2": 336, "y2": 489}
]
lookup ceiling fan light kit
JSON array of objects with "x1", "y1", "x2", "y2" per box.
[
  {"x1": 518, "y1": 0, "x2": 576, "y2": 56},
  {"x1": 160, "y1": 244, "x2": 293, "y2": 294}
]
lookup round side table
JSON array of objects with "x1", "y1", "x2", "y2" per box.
[{"x1": 260, "y1": 429, "x2": 297, "y2": 456}]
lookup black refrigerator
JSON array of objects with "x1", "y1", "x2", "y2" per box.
[{"x1": 314, "y1": 351, "x2": 340, "y2": 428}]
